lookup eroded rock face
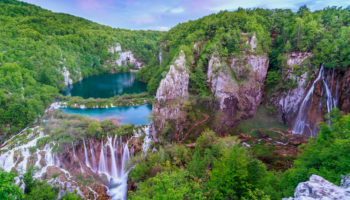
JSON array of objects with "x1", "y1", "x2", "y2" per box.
[
  {"x1": 207, "y1": 54, "x2": 269, "y2": 129},
  {"x1": 153, "y1": 51, "x2": 189, "y2": 136},
  {"x1": 339, "y1": 69, "x2": 350, "y2": 114},
  {"x1": 277, "y1": 52, "x2": 312, "y2": 126},
  {"x1": 283, "y1": 174, "x2": 350, "y2": 200},
  {"x1": 62, "y1": 66, "x2": 73, "y2": 86},
  {"x1": 108, "y1": 43, "x2": 143, "y2": 69}
]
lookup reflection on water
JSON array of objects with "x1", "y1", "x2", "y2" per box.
[
  {"x1": 61, "y1": 104, "x2": 152, "y2": 125},
  {"x1": 63, "y1": 73, "x2": 147, "y2": 99}
]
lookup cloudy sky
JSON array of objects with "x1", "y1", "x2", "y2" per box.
[{"x1": 22, "y1": 0, "x2": 350, "y2": 31}]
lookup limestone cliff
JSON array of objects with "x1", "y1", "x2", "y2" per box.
[
  {"x1": 283, "y1": 174, "x2": 350, "y2": 200},
  {"x1": 108, "y1": 43, "x2": 143, "y2": 70},
  {"x1": 277, "y1": 52, "x2": 312, "y2": 126},
  {"x1": 207, "y1": 54, "x2": 269, "y2": 130},
  {"x1": 153, "y1": 50, "x2": 189, "y2": 136}
]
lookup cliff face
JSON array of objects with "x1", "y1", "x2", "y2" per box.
[
  {"x1": 283, "y1": 174, "x2": 350, "y2": 200},
  {"x1": 108, "y1": 43, "x2": 143, "y2": 70},
  {"x1": 270, "y1": 51, "x2": 349, "y2": 136},
  {"x1": 339, "y1": 69, "x2": 350, "y2": 114},
  {"x1": 153, "y1": 51, "x2": 189, "y2": 136},
  {"x1": 277, "y1": 52, "x2": 312, "y2": 126},
  {"x1": 207, "y1": 54, "x2": 269, "y2": 130}
]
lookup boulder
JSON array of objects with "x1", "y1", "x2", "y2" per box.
[{"x1": 283, "y1": 174, "x2": 350, "y2": 200}]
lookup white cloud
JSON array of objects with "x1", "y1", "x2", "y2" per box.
[{"x1": 170, "y1": 7, "x2": 185, "y2": 14}]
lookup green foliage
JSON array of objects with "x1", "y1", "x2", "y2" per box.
[
  {"x1": 0, "y1": 0, "x2": 161, "y2": 140},
  {"x1": 280, "y1": 109, "x2": 350, "y2": 196},
  {"x1": 23, "y1": 167, "x2": 59, "y2": 200},
  {"x1": 129, "y1": 130, "x2": 283, "y2": 199},
  {"x1": 129, "y1": 169, "x2": 204, "y2": 200},
  {"x1": 0, "y1": 170, "x2": 23, "y2": 200},
  {"x1": 60, "y1": 190, "x2": 83, "y2": 200}
]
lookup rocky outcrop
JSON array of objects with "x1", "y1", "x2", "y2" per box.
[
  {"x1": 153, "y1": 50, "x2": 189, "y2": 136},
  {"x1": 207, "y1": 54, "x2": 269, "y2": 129},
  {"x1": 339, "y1": 68, "x2": 350, "y2": 114},
  {"x1": 108, "y1": 43, "x2": 143, "y2": 69},
  {"x1": 277, "y1": 52, "x2": 312, "y2": 126},
  {"x1": 62, "y1": 66, "x2": 73, "y2": 86},
  {"x1": 283, "y1": 174, "x2": 350, "y2": 200}
]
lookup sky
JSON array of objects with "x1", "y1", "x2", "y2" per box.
[{"x1": 22, "y1": 0, "x2": 350, "y2": 31}]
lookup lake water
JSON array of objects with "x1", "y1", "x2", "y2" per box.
[
  {"x1": 61, "y1": 104, "x2": 152, "y2": 125},
  {"x1": 63, "y1": 72, "x2": 147, "y2": 99}
]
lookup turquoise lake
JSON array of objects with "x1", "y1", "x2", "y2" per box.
[
  {"x1": 61, "y1": 105, "x2": 152, "y2": 125},
  {"x1": 63, "y1": 72, "x2": 147, "y2": 99}
]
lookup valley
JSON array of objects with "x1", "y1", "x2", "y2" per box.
[{"x1": 0, "y1": 1, "x2": 350, "y2": 200}]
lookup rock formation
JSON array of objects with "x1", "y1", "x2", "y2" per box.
[
  {"x1": 277, "y1": 52, "x2": 312, "y2": 126},
  {"x1": 153, "y1": 50, "x2": 189, "y2": 136},
  {"x1": 283, "y1": 174, "x2": 350, "y2": 200},
  {"x1": 108, "y1": 43, "x2": 143, "y2": 70},
  {"x1": 62, "y1": 66, "x2": 73, "y2": 86},
  {"x1": 207, "y1": 52, "x2": 269, "y2": 130}
]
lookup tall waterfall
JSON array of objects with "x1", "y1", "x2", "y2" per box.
[
  {"x1": 292, "y1": 64, "x2": 337, "y2": 136},
  {"x1": 85, "y1": 135, "x2": 132, "y2": 200}
]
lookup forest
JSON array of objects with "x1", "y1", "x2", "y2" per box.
[
  {"x1": 138, "y1": 6, "x2": 350, "y2": 95},
  {"x1": 0, "y1": 0, "x2": 162, "y2": 139},
  {"x1": 0, "y1": 0, "x2": 350, "y2": 199}
]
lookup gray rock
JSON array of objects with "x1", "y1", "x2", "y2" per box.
[
  {"x1": 153, "y1": 50, "x2": 189, "y2": 134},
  {"x1": 283, "y1": 174, "x2": 350, "y2": 200}
]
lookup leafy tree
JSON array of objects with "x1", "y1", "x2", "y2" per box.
[{"x1": 0, "y1": 170, "x2": 23, "y2": 200}]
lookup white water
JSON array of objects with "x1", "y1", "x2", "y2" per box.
[
  {"x1": 292, "y1": 64, "x2": 337, "y2": 135},
  {"x1": 89, "y1": 139, "x2": 97, "y2": 172},
  {"x1": 0, "y1": 124, "x2": 152, "y2": 200}
]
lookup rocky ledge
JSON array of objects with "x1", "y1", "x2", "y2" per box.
[{"x1": 283, "y1": 174, "x2": 350, "y2": 200}]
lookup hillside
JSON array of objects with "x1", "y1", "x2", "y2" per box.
[
  {"x1": 0, "y1": 1, "x2": 350, "y2": 200},
  {"x1": 0, "y1": 0, "x2": 163, "y2": 138}
]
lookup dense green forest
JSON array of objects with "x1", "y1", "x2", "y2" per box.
[
  {"x1": 0, "y1": 0, "x2": 162, "y2": 138},
  {"x1": 138, "y1": 6, "x2": 350, "y2": 94},
  {"x1": 1, "y1": 0, "x2": 350, "y2": 199},
  {"x1": 126, "y1": 110, "x2": 350, "y2": 199}
]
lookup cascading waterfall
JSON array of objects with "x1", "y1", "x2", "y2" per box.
[
  {"x1": 83, "y1": 139, "x2": 90, "y2": 167},
  {"x1": 0, "y1": 124, "x2": 152, "y2": 200},
  {"x1": 98, "y1": 139, "x2": 108, "y2": 176},
  {"x1": 86, "y1": 135, "x2": 132, "y2": 200},
  {"x1": 292, "y1": 65, "x2": 324, "y2": 135},
  {"x1": 292, "y1": 64, "x2": 338, "y2": 136},
  {"x1": 89, "y1": 139, "x2": 97, "y2": 172}
]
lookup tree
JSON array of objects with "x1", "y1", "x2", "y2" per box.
[{"x1": 0, "y1": 170, "x2": 23, "y2": 200}]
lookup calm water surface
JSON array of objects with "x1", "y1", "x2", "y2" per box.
[
  {"x1": 63, "y1": 73, "x2": 147, "y2": 99},
  {"x1": 61, "y1": 105, "x2": 152, "y2": 125}
]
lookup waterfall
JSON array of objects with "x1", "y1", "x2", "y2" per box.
[
  {"x1": 292, "y1": 65, "x2": 324, "y2": 135},
  {"x1": 107, "y1": 136, "x2": 118, "y2": 178},
  {"x1": 72, "y1": 142, "x2": 77, "y2": 158},
  {"x1": 83, "y1": 139, "x2": 91, "y2": 169},
  {"x1": 89, "y1": 139, "x2": 97, "y2": 172},
  {"x1": 98, "y1": 139, "x2": 108, "y2": 176},
  {"x1": 292, "y1": 64, "x2": 338, "y2": 135}
]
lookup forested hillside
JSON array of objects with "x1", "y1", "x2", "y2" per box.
[
  {"x1": 138, "y1": 6, "x2": 350, "y2": 94},
  {"x1": 0, "y1": 0, "x2": 162, "y2": 138}
]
